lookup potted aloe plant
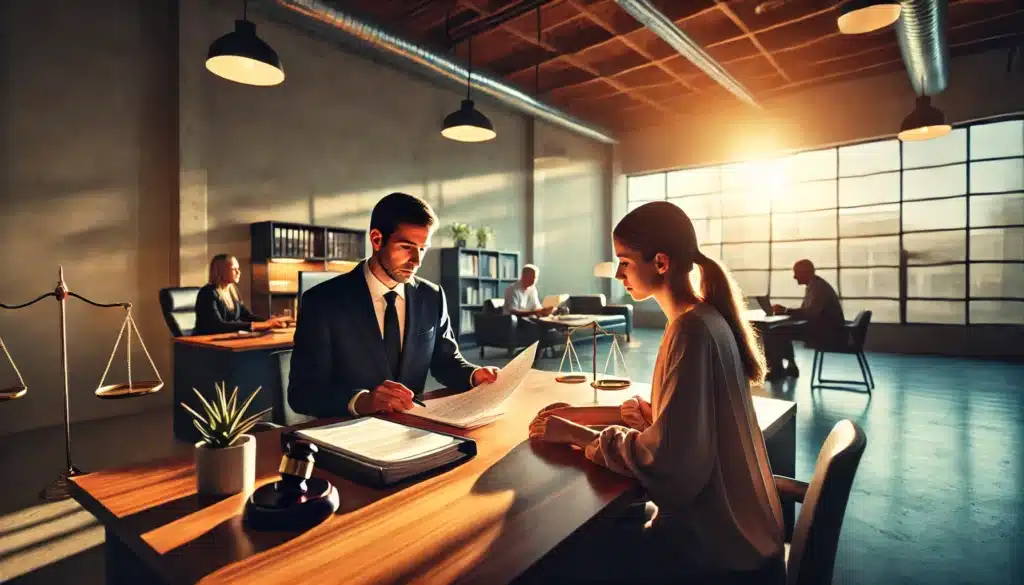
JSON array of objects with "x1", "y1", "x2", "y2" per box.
[{"x1": 181, "y1": 382, "x2": 270, "y2": 496}]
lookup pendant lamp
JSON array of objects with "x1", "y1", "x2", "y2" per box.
[
  {"x1": 897, "y1": 96, "x2": 952, "y2": 142},
  {"x1": 837, "y1": 0, "x2": 902, "y2": 35},
  {"x1": 206, "y1": 0, "x2": 285, "y2": 87},
  {"x1": 442, "y1": 40, "x2": 496, "y2": 142}
]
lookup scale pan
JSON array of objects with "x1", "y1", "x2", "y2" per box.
[
  {"x1": 555, "y1": 374, "x2": 587, "y2": 384},
  {"x1": 591, "y1": 378, "x2": 631, "y2": 391},
  {"x1": 96, "y1": 381, "x2": 163, "y2": 399},
  {"x1": 0, "y1": 385, "x2": 27, "y2": 401}
]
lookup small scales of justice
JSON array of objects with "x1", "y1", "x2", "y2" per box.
[
  {"x1": 553, "y1": 318, "x2": 631, "y2": 401},
  {"x1": 0, "y1": 267, "x2": 163, "y2": 500}
]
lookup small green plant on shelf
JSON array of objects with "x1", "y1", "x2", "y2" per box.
[
  {"x1": 181, "y1": 382, "x2": 270, "y2": 448},
  {"x1": 475, "y1": 226, "x2": 494, "y2": 249},
  {"x1": 448, "y1": 222, "x2": 472, "y2": 247}
]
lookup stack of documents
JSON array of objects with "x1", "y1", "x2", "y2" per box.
[
  {"x1": 408, "y1": 342, "x2": 538, "y2": 429},
  {"x1": 295, "y1": 417, "x2": 473, "y2": 486}
]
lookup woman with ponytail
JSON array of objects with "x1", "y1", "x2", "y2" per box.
[{"x1": 528, "y1": 201, "x2": 785, "y2": 584}]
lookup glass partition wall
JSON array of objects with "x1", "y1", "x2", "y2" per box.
[{"x1": 625, "y1": 118, "x2": 1024, "y2": 325}]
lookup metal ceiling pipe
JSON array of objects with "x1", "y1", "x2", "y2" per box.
[
  {"x1": 613, "y1": 0, "x2": 760, "y2": 108},
  {"x1": 262, "y1": 0, "x2": 617, "y2": 144},
  {"x1": 895, "y1": 0, "x2": 950, "y2": 96}
]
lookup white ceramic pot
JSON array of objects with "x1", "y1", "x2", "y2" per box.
[{"x1": 194, "y1": 434, "x2": 256, "y2": 496}]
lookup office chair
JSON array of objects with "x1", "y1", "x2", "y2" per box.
[
  {"x1": 159, "y1": 287, "x2": 202, "y2": 337},
  {"x1": 776, "y1": 420, "x2": 867, "y2": 585}
]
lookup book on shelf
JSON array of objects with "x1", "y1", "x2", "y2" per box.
[
  {"x1": 460, "y1": 309, "x2": 476, "y2": 334},
  {"x1": 407, "y1": 342, "x2": 538, "y2": 429},
  {"x1": 288, "y1": 417, "x2": 477, "y2": 487},
  {"x1": 459, "y1": 253, "x2": 479, "y2": 276},
  {"x1": 499, "y1": 256, "x2": 517, "y2": 279}
]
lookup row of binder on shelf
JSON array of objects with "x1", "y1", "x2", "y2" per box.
[
  {"x1": 326, "y1": 231, "x2": 362, "y2": 260},
  {"x1": 273, "y1": 227, "x2": 316, "y2": 259},
  {"x1": 459, "y1": 254, "x2": 517, "y2": 279},
  {"x1": 463, "y1": 284, "x2": 497, "y2": 305}
]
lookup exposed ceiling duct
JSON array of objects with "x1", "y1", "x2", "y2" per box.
[
  {"x1": 261, "y1": 0, "x2": 617, "y2": 144},
  {"x1": 613, "y1": 0, "x2": 761, "y2": 108},
  {"x1": 895, "y1": 0, "x2": 950, "y2": 96}
]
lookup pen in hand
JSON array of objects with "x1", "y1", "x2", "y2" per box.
[{"x1": 412, "y1": 397, "x2": 427, "y2": 408}]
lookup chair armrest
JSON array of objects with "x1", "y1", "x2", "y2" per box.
[
  {"x1": 474, "y1": 313, "x2": 517, "y2": 345},
  {"x1": 774, "y1": 475, "x2": 808, "y2": 503}
]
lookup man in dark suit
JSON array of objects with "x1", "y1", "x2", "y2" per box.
[{"x1": 288, "y1": 192, "x2": 500, "y2": 418}]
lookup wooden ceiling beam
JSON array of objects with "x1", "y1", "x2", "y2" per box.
[
  {"x1": 713, "y1": 1, "x2": 791, "y2": 83},
  {"x1": 565, "y1": 0, "x2": 696, "y2": 92},
  {"x1": 455, "y1": 0, "x2": 676, "y2": 114},
  {"x1": 503, "y1": 4, "x2": 719, "y2": 79}
]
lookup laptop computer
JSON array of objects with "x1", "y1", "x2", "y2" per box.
[{"x1": 755, "y1": 296, "x2": 773, "y2": 314}]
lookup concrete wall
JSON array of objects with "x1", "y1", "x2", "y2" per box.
[
  {"x1": 183, "y1": 0, "x2": 530, "y2": 296},
  {"x1": 0, "y1": 0, "x2": 613, "y2": 436},
  {"x1": 0, "y1": 0, "x2": 178, "y2": 437},
  {"x1": 530, "y1": 121, "x2": 611, "y2": 299}
]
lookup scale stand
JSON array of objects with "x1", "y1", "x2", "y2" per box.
[
  {"x1": 0, "y1": 267, "x2": 163, "y2": 501},
  {"x1": 554, "y1": 320, "x2": 631, "y2": 402}
]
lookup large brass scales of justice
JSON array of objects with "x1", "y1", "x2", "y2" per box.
[
  {"x1": 0, "y1": 267, "x2": 163, "y2": 500},
  {"x1": 554, "y1": 320, "x2": 631, "y2": 401}
]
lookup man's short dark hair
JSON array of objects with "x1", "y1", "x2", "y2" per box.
[{"x1": 370, "y1": 192, "x2": 438, "y2": 244}]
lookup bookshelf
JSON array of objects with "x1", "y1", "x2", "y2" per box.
[
  {"x1": 440, "y1": 247, "x2": 520, "y2": 345},
  {"x1": 250, "y1": 221, "x2": 366, "y2": 317}
]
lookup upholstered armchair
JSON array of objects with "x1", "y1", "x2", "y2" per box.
[{"x1": 473, "y1": 299, "x2": 547, "y2": 357}]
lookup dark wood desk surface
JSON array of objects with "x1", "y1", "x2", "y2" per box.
[
  {"x1": 71, "y1": 370, "x2": 796, "y2": 585},
  {"x1": 173, "y1": 329, "x2": 295, "y2": 352}
]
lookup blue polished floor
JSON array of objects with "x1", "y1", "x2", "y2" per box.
[{"x1": 1, "y1": 328, "x2": 1021, "y2": 585}]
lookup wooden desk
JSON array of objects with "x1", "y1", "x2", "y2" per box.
[
  {"x1": 71, "y1": 369, "x2": 796, "y2": 585},
  {"x1": 174, "y1": 329, "x2": 296, "y2": 352},
  {"x1": 172, "y1": 330, "x2": 297, "y2": 442}
]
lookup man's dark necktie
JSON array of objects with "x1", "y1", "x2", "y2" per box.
[{"x1": 383, "y1": 291, "x2": 401, "y2": 377}]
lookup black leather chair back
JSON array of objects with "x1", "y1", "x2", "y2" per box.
[
  {"x1": 159, "y1": 287, "x2": 201, "y2": 337},
  {"x1": 482, "y1": 298, "x2": 504, "y2": 314},
  {"x1": 567, "y1": 294, "x2": 606, "y2": 315}
]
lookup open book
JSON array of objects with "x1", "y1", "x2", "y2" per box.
[
  {"x1": 294, "y1": 417, "x2": 475, "y2": 486},
  {"x1": 408, "y1": 342, "x2": 539, "y2": 429}
]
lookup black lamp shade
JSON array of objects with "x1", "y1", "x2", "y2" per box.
[
  {"x1": 898, "y1": 96, "x2": 952, "y2": 141},
  {"x1": 442, "y1": 99, "x2": 497, "y2": 142},
  {"x1": 206, "y1": 20, "x2": 285, "y2": 86},
  {"x1": 837, "y1": 0, "x2": 902, "y2": 35}
]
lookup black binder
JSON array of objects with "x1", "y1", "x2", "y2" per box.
[{"x1": 281, "y1": 418, "x2": 477, "y2": 488}]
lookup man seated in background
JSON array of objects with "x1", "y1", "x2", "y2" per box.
[
  {"x1": 764, "y1": 259, "x2": 845, "y2": 380},
  {"x1": 503, "y1": 264, "x2": 555, "y2": 318},
  {"x1": 503, "y1": 264, "x2": 559, "y2": 356}
]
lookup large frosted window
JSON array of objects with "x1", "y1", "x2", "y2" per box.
[{"x1": 624, "y1": 117, "x2": 1024, "y2": 325}]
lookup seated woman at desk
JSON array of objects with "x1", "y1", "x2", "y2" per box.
[
  {"x1": 193, "y1": 254, "x2": 288, "y2": 335},
  {"x1": 528, "y1": 201, "x2": 785, "y2": 584}
]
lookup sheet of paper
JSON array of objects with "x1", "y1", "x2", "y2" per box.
[
  {"x1": 410, "y1": 341, "x2": 539, "y2": 427},
  {"x1": 297, "y1": 418, "x2": 458, "y2": 465}
]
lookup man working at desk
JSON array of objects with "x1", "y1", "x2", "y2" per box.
[
  {"x1": 503, "y1": 264, "x2": 556, "y2": 318},
  {"x1": 288, "y1": 192, "x2": 499, "y2": 417},
  {"x1": 765, "y1": 259, "x2": 845, "y2": 380}
]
